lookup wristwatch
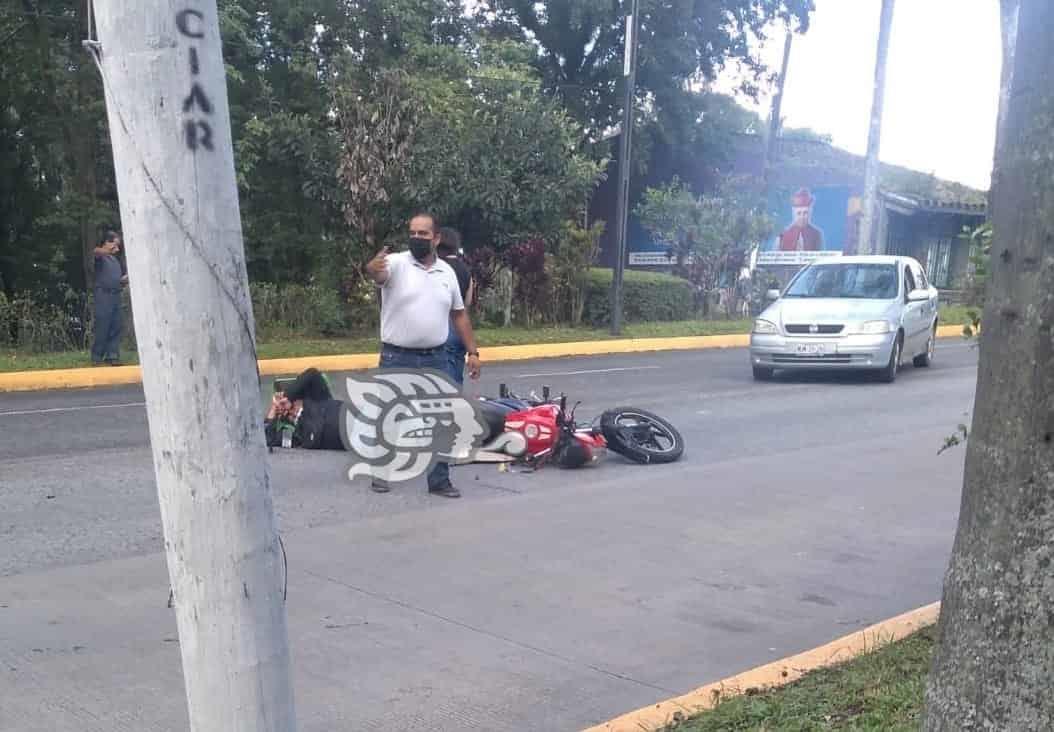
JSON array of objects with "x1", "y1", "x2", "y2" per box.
[{"x1": 467, "y1": 350, "x2": 480, "y2": 357}]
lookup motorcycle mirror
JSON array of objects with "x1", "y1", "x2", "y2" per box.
[
  {"x1": 499, "y1": 383, "x2": 508, "y2": 399},
  {"x1": 542, "y1": 385, "x2": 551, "y2": 401}
]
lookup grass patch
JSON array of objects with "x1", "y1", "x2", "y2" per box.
[
  {"x1": 0, "y1": 319, "x2": 752, "y2": 373},
  {"x1": 937, "y1": 305, "x2": 976, "y2": 327},
  {"x1": 0, "y1": 305, "x2": 969, "y2": 373},
  {"x1": 668, "y1": 625, "x2": 935, "y2": 731}
]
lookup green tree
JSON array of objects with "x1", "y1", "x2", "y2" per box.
[
  {"x1": 636, "y1": 175, "x2": 771, "y2": 315},
  {"x1": 478, "y1": 0, "x2": 813, "y2": 137}
]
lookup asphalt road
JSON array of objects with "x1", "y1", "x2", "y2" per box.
[{"x1": 0, "y1": 343, "x2": 978, "y2": 731}]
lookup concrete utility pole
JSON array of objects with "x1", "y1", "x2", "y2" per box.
[
  {"x1": 611, "y1": 0, "x2": 641, "y2": 335},
  {"x1": 764, "y1": 29, "x2": 793, "y2": 185},
  {"x1": 88, "y1": 3, "x2": 296, "y2": 730},
  {"x1": 859, "y1": 0, "x2": 895, "y2": 255}
]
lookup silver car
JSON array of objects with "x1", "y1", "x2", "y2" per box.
[{"x1": 749, "y1": 256, "x2": 939, "y2": 383}]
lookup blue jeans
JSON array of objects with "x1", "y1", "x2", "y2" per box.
[
  {"x1": 92, "y1": 288, "x2": 123, "y2": 363},
  {"x1": 445, "y1": 325, "x2": 467, "y2": 386},
  {"x1": 378, "y1": 344, "x2": 453, "y2": 489}
]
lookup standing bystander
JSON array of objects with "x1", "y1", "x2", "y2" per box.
[
  {"x1": 91, "y1": 230, "x2": 128, "y2": 366},
  {"x1": 364, "y1": 212, "x2": 481, "y2": 498},
  {"x1": 437, "y1": 227, "x2": 475, "y2": 385}
]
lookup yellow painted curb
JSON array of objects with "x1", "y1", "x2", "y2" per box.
[
  {"x1": 0, "y1": 326, "x2": 972, "y2": 394},
  {"x1": 583, "y1": 602, "x2": 941, "y2": 732}
]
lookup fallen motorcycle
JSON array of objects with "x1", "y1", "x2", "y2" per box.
[{"x1": 469, "y1": 384, "x2": 684, "y2": 469}]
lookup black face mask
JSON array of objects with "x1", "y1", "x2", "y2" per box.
[{"x1": 408, "y1": 237, "x2": 433, "y2": 261}]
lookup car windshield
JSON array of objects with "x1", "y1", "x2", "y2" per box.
[{"x1": 783, "y1": 263, "x2": 899, "y2": 299}]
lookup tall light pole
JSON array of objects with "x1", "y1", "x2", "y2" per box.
[
  {"x1": 611, "y1": 0, "x2": 641, "y2": 335},
  {"x1": 859, "y1": 0, "x2": 896, "y2": 255}
]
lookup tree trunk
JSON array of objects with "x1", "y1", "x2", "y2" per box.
[
  {"x1": 922, "y1": 2, "x2": 1054, "y2": 728},
  {"x1": 989, "y1": 0, "x2": 1019, "y2": 209}
]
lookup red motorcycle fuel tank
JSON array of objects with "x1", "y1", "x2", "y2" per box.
[{"x1": 503, "y1": 404, "x2": 560, "y2": 455}]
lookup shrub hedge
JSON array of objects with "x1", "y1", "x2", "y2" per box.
[{"x1": 582, "y1": 268, "x2": 695, "y2": 327}]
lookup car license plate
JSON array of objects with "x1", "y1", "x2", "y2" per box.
[{"x1": 796, "y1": 343, "x2": 827, "y2": 355}]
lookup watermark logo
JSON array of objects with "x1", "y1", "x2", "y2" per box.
[{"x1": 340, "y1": 369, "x2": 489, "y2": 483}]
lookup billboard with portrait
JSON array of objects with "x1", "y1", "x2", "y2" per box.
[{"x1": 757, "y1": 185, "x2": 859, "y2": 266}]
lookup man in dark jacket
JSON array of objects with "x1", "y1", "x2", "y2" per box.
[
  {"x1": 264, "y1": 368, "x2": 345, "y2": 450},
  {"x1": 92, "y1": 230, "x2": 128, "y2": 365},
  {"x1": 438, "y1": 227, "x2": 475, "y2": 385}
]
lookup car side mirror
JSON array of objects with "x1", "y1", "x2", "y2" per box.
[
  {"x1": 907, "y1": 289, "x2": 930, "y2": 303},
  {"x1": 765, "y1": 289, "x2": 781, "y2": 301}
]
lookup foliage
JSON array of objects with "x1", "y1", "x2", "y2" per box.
[
  {"x1": 781, "y1": 126, "x2": 833, "y2": 144},
  {"x1": 335, "y1": 67, "x2": 419, "y2": 254},
  {"x1": 636, "y1": 176, "x2": 772, "y2": 315},
  {"x1": 504, "y1": 239, "x2": 550, "y2": 326},
  {"x1": 548, "y1": 219, "x2": 605, "y2": 325},
  {"x1": 583, "y1": 268, "x2": 695, "y2": 327},
  {"x1": 407, "y1": 65, "x2": 606, "y2": 251},
  {"x1": 250, "y1": 282, "x2": 350, "y2": 339},
  {"x1": 960, "y1": 221, "x2": 993, "y2": 308},
  {"x1": 477, "y1": 0, "x2": 813, "y2": 138}
]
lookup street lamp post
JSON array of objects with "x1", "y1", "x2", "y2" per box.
[{"x1": 611, "y1": 0, "x2": 641, "y2": 335}]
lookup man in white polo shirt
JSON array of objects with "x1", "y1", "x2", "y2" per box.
[{"x1": 364, "y1": 211, "x2": 481, "y2": 498}]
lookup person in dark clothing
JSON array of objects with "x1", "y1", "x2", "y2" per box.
[
  {"x1": 438, "y1": 227, "x2": 475, "y2": 386},
  {"x1": 264, "y1": 368, "x2": 345, "y2": 450},
  {"x1": 92, "y1": 230, "x2": 128, "y2": 366}
]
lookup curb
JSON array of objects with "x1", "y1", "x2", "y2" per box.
[
  {"x1": 582, "y1": 602, "x2": 941, "y2": 732},
  {"x1": 0, "y1": 325, "x2": 967, "y2": 393}
]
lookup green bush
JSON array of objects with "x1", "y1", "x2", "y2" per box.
[
  {"x1": 583, "y1": 268, "x2": 696, "y2": 327},
  {"x1": 250, "y1": 282, "x2": 348, "y2": 338},
  {"x1": 0, "y1": 290, "x2": 92, "y2": 353}
]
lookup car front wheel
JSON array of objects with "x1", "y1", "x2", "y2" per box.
[{"x1": 878, "y1": 334, "x2": 902, "y2": 383}]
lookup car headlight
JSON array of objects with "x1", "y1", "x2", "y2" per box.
[
  {"x1": 854, "y1": 320, "x2": 892, "y2": 334},
  {"x1": 753, "y1": 319, "x2": 779, "y2": 335}
]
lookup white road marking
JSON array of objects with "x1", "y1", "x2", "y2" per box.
[
  {"x1": 513, "y1": 366, "x2": 662, "y2": 378},
  {"x1": 0, "y1": 401, "x2": 145, "y2": 417}
]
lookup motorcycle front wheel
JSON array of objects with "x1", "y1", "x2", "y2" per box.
[{"x1": 599, "y1": 408, "x2": 684, "y2": 464}]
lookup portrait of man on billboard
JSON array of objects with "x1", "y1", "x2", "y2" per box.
[{"x1": 778, "y1": 188, "x2": 826, "y2": 252}]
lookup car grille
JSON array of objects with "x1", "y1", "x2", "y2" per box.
[
  {"x1": 785, "y1": 324, "x2": 844, "y2": 335},
  {"x1": 772, "y1": 353, "x2": 854, "y2": 365}
]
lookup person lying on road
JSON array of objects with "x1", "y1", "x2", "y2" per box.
[{"x1": 264, "y1": 368, "x2": 345, "y2": 450}]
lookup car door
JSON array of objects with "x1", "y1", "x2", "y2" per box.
[
  {"x1": 913, "y1": 262, "x2": 938, "y2": 334},
  {"x1": 902, "y1": 263, "x2": 925, "y2": 356}
]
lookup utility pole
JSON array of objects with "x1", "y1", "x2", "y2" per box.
[
  {"x1": 611, "y1": 0, "x2": 641, "y2": 335},
  {"x1": 88, "y1": 3, "x2": 296, "y2": 731},
  {"x1": 859, "y1": 0, "x2": 895, "y2": 255},
  {"x1": 764, "y1": 29, "x2": 793, "y2": 186}
]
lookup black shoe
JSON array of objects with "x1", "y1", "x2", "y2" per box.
[
  {"x1": 371, "y1": 480, "x2": 391, "y2": 493},
  {"x1": 428, "y1": 481, "x2": 461, "y2": 498},
  {"x1": 106, "y1": 359, "x2": 123, "y2": 366}
]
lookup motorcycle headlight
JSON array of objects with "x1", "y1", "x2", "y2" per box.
[
  {"x1": 753, "y1": 319, "x2": 779, "y2": 335},
  {"x1": 855, "y1": 320, "x2": 893, "y2": 334}
]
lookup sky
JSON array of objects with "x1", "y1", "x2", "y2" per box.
[{"x1": 714, "y1": 0, "x2": 1002, "y2": 190}]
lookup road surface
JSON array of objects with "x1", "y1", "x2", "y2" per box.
[{"x1": 0, "y1": 342, "x2": 977, "y2": 731}]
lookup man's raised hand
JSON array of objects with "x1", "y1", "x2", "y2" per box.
[{"x1": 367, "y1": 246, "x2": 391, "y2": 283}]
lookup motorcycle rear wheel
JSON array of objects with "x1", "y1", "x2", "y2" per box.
[{"x1": 599, "y1": 408, "x2": 684, "y2": 464}]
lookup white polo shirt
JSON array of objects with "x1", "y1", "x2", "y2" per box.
[{"x1": 379, "y1": 251, "x2": 465, "y2": 348}]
